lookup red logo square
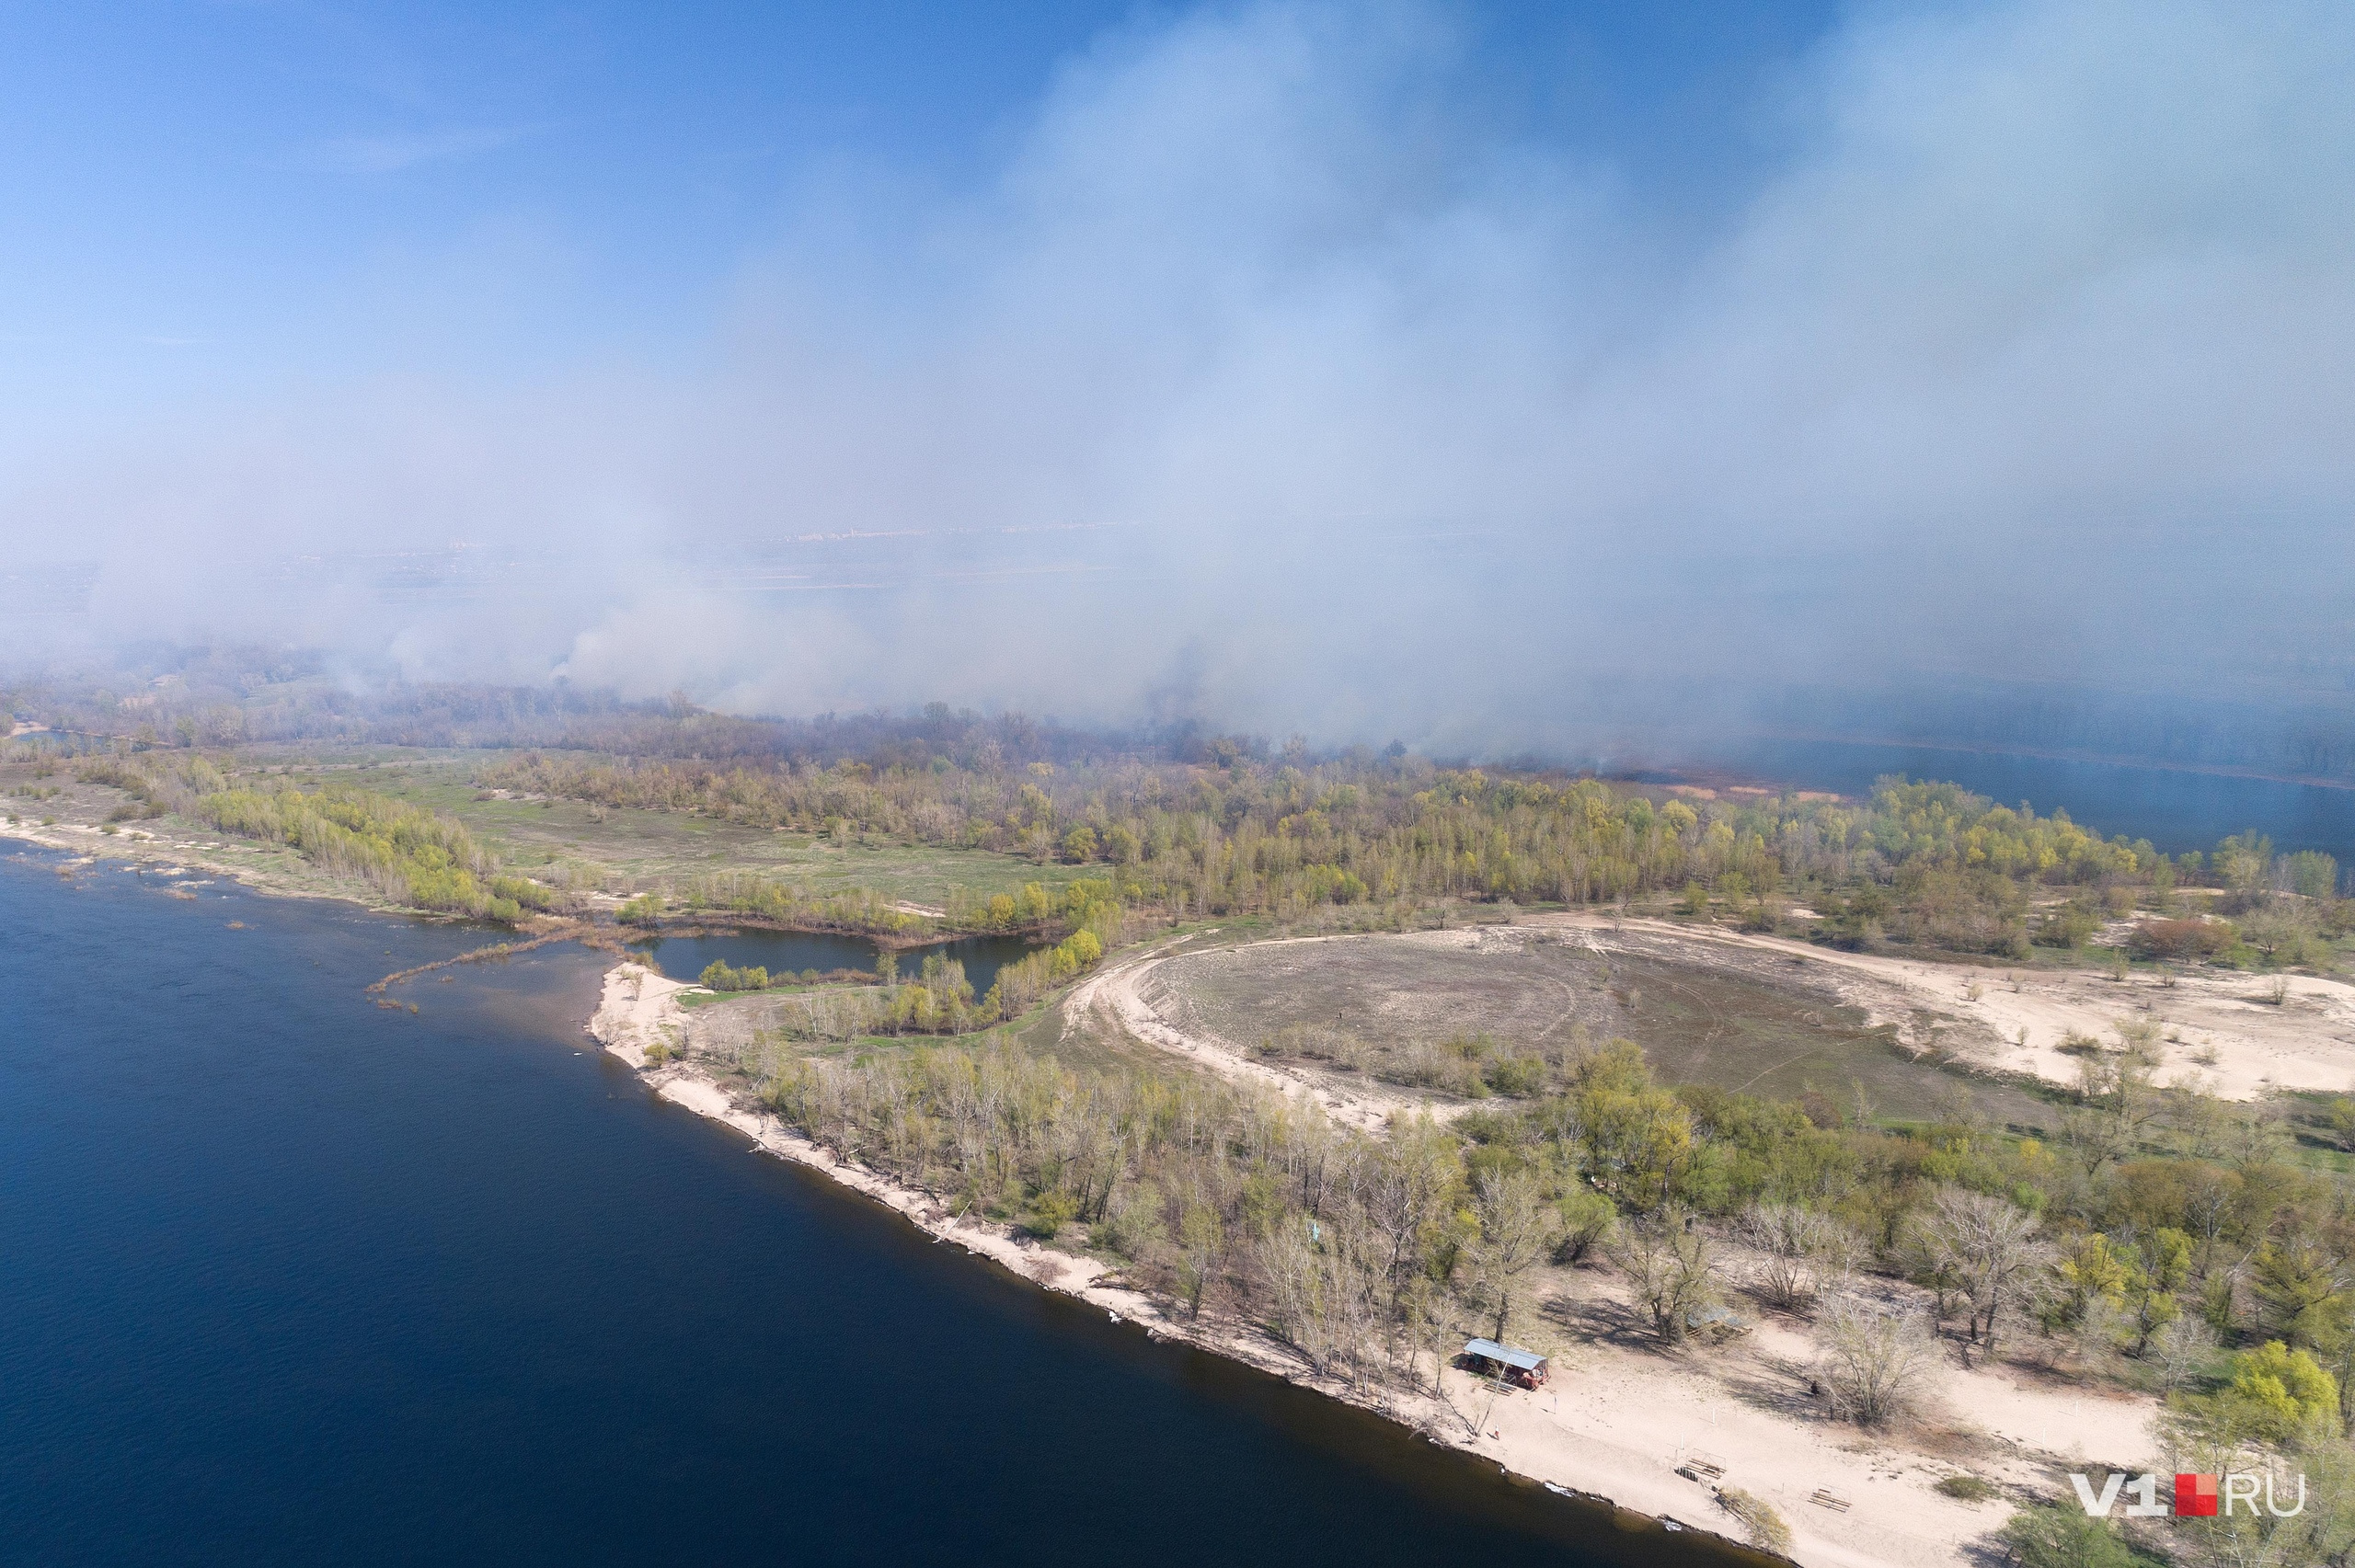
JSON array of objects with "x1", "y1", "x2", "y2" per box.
[{"x1": 2176, "y1": 1474, "x2": 2218, "y2": 1516}]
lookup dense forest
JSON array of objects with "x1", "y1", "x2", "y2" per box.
[
  {"x1": 482, "y1": 747, "x2": 2346, "y2": 968},
  {"x1": 19, "y1": 662, "x2": 2355, "y2": 785},
  {"x1": 7, "y1": 663, "x2": 1145, "y2": 764},
  {"x1": 43, "y1": 695, "x2": 2350, "y2": 972}
]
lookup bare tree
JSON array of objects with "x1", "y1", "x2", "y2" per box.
[
  {"x1": 1258, "y1": 1224, "x2": 1328, "y2": 1365},
  {"x1": 1469, "y1": 1168, "x2": 1561, "y2": 1341},
  {"x1": 1818, "y1": 1295, "x2": 1940, "y2": 1426},
  {"x1": 1177, "y1": 1203, "x2": 1224, "y2": 1320},
  {"x1": 1362, "y1": 1119, "x2": 1456, "y2": 1306},
  {"x1": 1742, "y1": 1202, "x2": 1860, "y2": 1313},
  {"x1": 1716, "y1": 1487, "x2": 1794, "y2": 1555},
  {"x1": 1399, "y1": 1276, "x2": 1456, "y2": 1399},
  {"x1": 2060, "y1": 1043, "x2": 2163, "y2": 1176},
  {"x1": 1913, "y1": 1187, "x2": 2053, "y2": 1364},
  {"x1": 2148, "y1": 1313, "x2": 2214, "y2": 1397},
  {"x1": 1612, "y1": 1212, "x2": 1717, "y2": 1344}
]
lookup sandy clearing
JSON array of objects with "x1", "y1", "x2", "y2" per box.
[
  {"x1": 1530, "y1": 912, "x2": 2355, "y2": 1102},
  {"x1": 1457, "y1": 1370, "x2": 1982, "y2": 1568},
  {"x1": 1452, "y1": 1247, "x2": 2164, "y2": 1568}
]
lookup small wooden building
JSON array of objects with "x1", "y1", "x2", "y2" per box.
[{"x1": 1463, "y1": 1338, "x2": 1550, "y2": 1388}]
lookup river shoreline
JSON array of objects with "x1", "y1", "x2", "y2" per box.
[
  {"x1": 9, "y1": 853, "x2": 1650, "y2": 1565},
  {"x1": 1, "y1": 811, "x2": 2115, "y2": 1567},
  {"x1": 587, "y1": 959, "x2": 1992, "y2": 1568},
  {"x1": 0, "y1": 818, "x2": 1026, "y2": 975}
]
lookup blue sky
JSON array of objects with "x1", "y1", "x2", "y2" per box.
[
  {"x1": 3, "y1": 2, "x2": 2350, "y2": 745},
  {"x1": 0, "y1": 2, "x2": 1838, "y2": 429}
]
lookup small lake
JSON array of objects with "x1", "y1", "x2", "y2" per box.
[
  {"x1": 1718, "y1": 737, "x2": 2355, "y2": 873},
  {"x1": 633, "y1": 928, "x2": 1041, "y2": 997},
  {"x1": 0, "y1": 853, "x2": 1740, "y2": 1567}
]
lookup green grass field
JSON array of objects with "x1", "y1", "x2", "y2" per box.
[{"x1": 263, "y1": 750, "x2": 1091, "y2": 908}]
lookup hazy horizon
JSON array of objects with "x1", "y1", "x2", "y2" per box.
[{"x1": 4, "y1": 1, "x2": 2351, "y2": 755}]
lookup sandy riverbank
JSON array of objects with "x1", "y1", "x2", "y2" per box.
[
  {"x1": 590, "y1": 959, "x2": 2149, "y2": 1568},
  {"x1": 0, "y1": 816, "x2": 435, "y2": 921}
]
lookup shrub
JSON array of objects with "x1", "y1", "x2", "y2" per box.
[
  {"x1": 1485, "y1": 1054, "x2": 1549, "y2": 1097},
  {"x1": 1379, "y1": 1039, "x2": 1487, "y2": 1097},
  {"x1": 2129, "y1": 917, "x2": 2235, "y2": 961},
  {"x1": 1715, "y1": 1487, "x2": 1791, "y2": 1554},
  {"x1": 1022, "y1": 1189, "x2": 1081, "y2": 1241},
  {"x1": 1553, "y1": 1188, "x2": 1618, "y2": 1265},
  {"x1": 698, "y1": 961, "x2": 770, "y2": 992},
  {"x1": 2223, "y1": 1340, "x2": 2338, "y2": 1442},
  {"x1": 2036, "y1": 907, "x2": 2099, "y2": 948},
  {"x1": 1936, "y1": 1474, "x2": 1997, "y2": 1502},
  {"x1": 1258, "y1": 1023, "x2": 1365, "y2": 1071},
  {"x1": 1817, "y1": 1296, "x2": 1938, "y2": 1426},
  {"x1": 488, "y1": 873, "x2": 560, "y2": 911},
  {"x1": 1996, "y1": 1505, "x2": 2131, "y2": 1568}
]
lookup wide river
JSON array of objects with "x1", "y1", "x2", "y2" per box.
[
  {"x1": 0, "y1": 851, "x2": 1738, "y2": 1567},
  {"x1": 1722, "y1": 736, "x2": 2355, "y2": 865}
]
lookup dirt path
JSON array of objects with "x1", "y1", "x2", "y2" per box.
[
  {"x1": 1534, "y1": 911, "x2": 2355, "y2": 1101},
  {"x1": 1062, "y1": 933, "x2": 1465, "y2": 1132}
]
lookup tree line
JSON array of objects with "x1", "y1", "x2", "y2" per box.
[
  {"x1": 483, "y1": 748, "x2": 2348, "y2": 967},
  {"x1": 77, "y1": 753, "x2": 558, "y2": 924}
]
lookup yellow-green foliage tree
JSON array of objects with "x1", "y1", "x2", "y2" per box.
[
  {"x1": 194, "y1": 785, "x2": 529, "y2": 921},
  {"x1": 477, "y1": 751, "x2": 2216, "y2": 956}
]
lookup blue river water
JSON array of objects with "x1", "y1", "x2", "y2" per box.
[
  {"x1": 632, "y1": 927, "x2": 1040, "y2": 998},
  {"x1": 0, "y1": 851, "x2": 1735, "y2": 1568},
  {"x1": 1718, "y1": 737, "x2": 2355, "y2": 868}
]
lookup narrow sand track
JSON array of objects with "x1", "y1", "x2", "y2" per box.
[{"x1": 1063, "y1": 933, "x2": 1466, "y2": 1132}]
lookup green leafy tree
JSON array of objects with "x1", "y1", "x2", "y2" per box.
[
  {"x1": 2124, "y1": 1229, "x2": 2193, "y2": 1357},
  {"x1": 2224, "y1": 1340, "x2": 2339, "y2": 1444},
  {"x1": 2253, "y1": 1240, "x2": 2350, "y2": 1348},
  {"x1": 1996, "y1": 1505, "x2": 2132, "y2": 1568}
]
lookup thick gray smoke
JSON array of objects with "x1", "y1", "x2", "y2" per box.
[{"x1": 5, "y1": 0, "x2": 2352, "y2": 754}]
